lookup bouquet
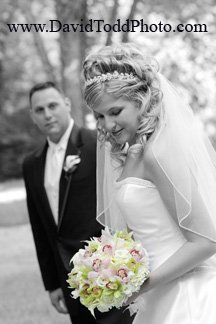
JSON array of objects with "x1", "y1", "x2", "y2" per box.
[{"x1": 67, "y1": 227, "x2": 149, "y2": 316}]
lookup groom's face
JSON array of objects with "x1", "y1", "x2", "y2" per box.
[{"x1": 30, "y1": 87, "x2": 71, "y2": 143}]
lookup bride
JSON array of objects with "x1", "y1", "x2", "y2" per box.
[{"x1": 82, "y1": 43, "x2": 216, "y2": 323}]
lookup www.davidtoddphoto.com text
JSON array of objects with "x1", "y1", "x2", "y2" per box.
[{"x1": 6, "y1": 19, "x2": 208, "y2": 33}]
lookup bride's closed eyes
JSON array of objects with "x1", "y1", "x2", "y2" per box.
[
  {"x1": 110, "y1": 109, "x2": 122, "y2": 116},
  {"x1": 94, "y1": 108, "x2": 123, "y2": 120}
]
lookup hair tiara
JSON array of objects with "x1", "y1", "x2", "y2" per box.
[{"x1": 85, "y1": 70, "x2": 137, "y2": 86}]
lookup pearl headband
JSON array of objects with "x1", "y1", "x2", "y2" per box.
[{"x1": 85, "y1": 70, "x2": 137, "y2": 86}]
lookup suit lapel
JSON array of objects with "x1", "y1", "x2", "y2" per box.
[
  {"x1": 34, "y1": 142, "x2": 57, "y2": 231},
  {"x1": 58, "y1": 124, "x2": 83, "y2": 230}
]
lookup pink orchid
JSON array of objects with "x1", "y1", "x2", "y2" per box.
[{"x1": 92, "y1": 259, "x2": 102, "y2": 272}]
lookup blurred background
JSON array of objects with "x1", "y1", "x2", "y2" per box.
[{"x1": 0, "y1": 0, "x2": 215, "y2": 323}]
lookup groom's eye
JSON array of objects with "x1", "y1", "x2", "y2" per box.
[
  {"x1": 49, "y1": 102, "x2": 58, "y2": 109},
  {"x1": 35, "y1": 107, "x2": 44, "y2": 113}
]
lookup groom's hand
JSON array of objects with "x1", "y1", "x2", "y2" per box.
[{"x1": 49, "y1": 288, "x2": 68, "y2": 314}]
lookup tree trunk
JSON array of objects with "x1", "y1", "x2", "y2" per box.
[
  {"x1": 122, "y1": 0, "x2": 140, "y2": 43},
  {"x1": 20, "y1": 5, "x2": 58, "y2": 83},
  {"x1": 55, "y1": 0, "x2": 87, "y2": 125},
  {"x1": 105, "y1": 0, "x2": 119, "y2": 46}
]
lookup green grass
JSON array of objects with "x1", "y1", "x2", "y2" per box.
[{"x1": 0, "y1": 180, "x2": 71, "y2": 324}]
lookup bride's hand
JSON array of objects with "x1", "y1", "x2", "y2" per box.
[{"x1": 119, "y1": 144, "x2": 144, "y2": 181}]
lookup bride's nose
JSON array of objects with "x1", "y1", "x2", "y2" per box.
[{"x1": 104, "y1": 116, "x2": 116, "y2": 132}]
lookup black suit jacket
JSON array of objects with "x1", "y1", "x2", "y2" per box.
[{"x1": 23, "y1": 125, "x2": 103, "y2": 309}]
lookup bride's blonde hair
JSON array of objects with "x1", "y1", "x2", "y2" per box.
[{"x1": 83, "y1": 43, "x2": 162, "y2": 163}]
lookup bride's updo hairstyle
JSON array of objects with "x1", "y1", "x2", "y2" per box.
[{"x1": 83, "y1": 43, "x2": 162, "y2": 160}]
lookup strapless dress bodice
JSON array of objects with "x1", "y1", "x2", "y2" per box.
[{"x1": 114, "y1": 177, "x2": 215, "y2": 271}]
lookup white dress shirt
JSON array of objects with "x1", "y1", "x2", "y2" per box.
[{"x1": 44, "y1": 119, "x2": 74, "y2": 223}]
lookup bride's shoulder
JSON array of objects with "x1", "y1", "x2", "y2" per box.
[
  {"x1": 143, "y1": 130, "x2": 162, "y2": 167},
  {"x1": 143, "y1": 144, "x2": 157, "y2": 171}
]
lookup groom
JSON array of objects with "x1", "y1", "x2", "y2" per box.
[{"x1": 23, "y1": 82, "x2": 133, "y2": 324}]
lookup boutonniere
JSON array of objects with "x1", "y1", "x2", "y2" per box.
[{"x1": 63, "y1": 155, "x2": 81, "y2": 180}]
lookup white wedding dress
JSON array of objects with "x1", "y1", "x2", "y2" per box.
[{"x1": 115, "y1": 177, "x2": 216, "y2": 324}]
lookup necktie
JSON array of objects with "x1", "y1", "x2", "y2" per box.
[
  {"x1": 47, "y1": 146, "x2": 64, "y2": 223},
  {"x1": 52, "y1": 147, "x2": 63, "y2": 180}
]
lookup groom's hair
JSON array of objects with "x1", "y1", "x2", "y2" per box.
[{"x1": 29, "y1": 81, "x2": 64, "y2": 105}]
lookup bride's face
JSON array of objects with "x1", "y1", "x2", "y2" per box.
[{"x1": 93, "y1": 94, "x2": 140, "y2": 146}]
